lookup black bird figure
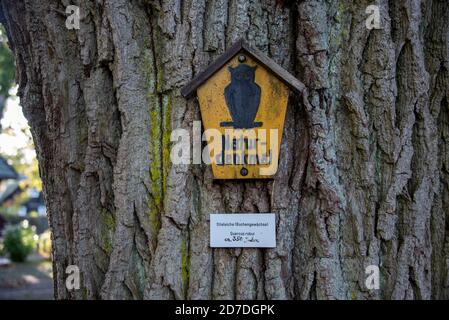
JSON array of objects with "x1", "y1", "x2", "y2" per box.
[{"x1": 220, "y1": 64, "x2": 262, "y2": 129}]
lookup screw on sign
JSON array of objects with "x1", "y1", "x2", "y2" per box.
[{"x1": 182, "y1": 39, "x2": 305, "y2": 179}]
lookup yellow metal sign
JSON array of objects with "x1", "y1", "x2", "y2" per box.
[
  {"x1": 181, "y1": 40, "x2": 304, "y2": 179},
  {"x1": 197, "y1": 55, "x2": 288, "y2": 179}
]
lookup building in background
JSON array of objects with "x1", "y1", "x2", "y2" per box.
[{"x1": 0, "y1": 155, "x2": 18, "y2": 182}]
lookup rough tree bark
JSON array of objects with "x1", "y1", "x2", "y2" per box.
[{"x1": 0, "y1": 0, "x2": 448, "y2": 300}]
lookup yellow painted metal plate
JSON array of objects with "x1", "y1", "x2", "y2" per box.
[{"x1": 197, "y1": 54, "x2": 289, "y2": 179}]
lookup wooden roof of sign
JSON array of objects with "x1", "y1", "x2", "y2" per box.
[{"x1": 181, "y1": 39, "x2": 305, "y2": 98}]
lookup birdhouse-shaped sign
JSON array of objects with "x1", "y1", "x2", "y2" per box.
[{"x1": 181, "y1": 40, "x2": 304, "y2": 179}]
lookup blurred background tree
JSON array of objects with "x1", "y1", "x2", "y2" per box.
[
  {"x1": 3, "y1": 220, "x2": 37, "y2": 262},
  {"x1": 0, "y1": 25, "x2": 15, "y2": 131},
  {"x1": 0, "y1": 24, "x2": 41, "y2": 197}
]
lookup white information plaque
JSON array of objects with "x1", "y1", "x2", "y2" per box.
[{"x1": 210, "y1": 213, "x2": 276, "y2": 248}]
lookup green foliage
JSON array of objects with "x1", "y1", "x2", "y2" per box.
[
  {"x1": 3, "y1": 220, "x2": 37, "y2": 262},
  {"x1": 37, "y1": 229, "x2": 52, "y2": 259},
  {"x1": 0, "y1": 238, "x2": 5, "y2": 256},
  {"x1": 0, "y1": 25, "x2": 15, "y2": 98}
]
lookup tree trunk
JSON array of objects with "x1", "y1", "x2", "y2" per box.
[{"x1": 0, "y1": 0, "x2": 448, "y2": 300}]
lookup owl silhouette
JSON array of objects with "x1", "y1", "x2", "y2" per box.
[{"x1": 220, "y1": 64, "x2": 262, "y2": 129}]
